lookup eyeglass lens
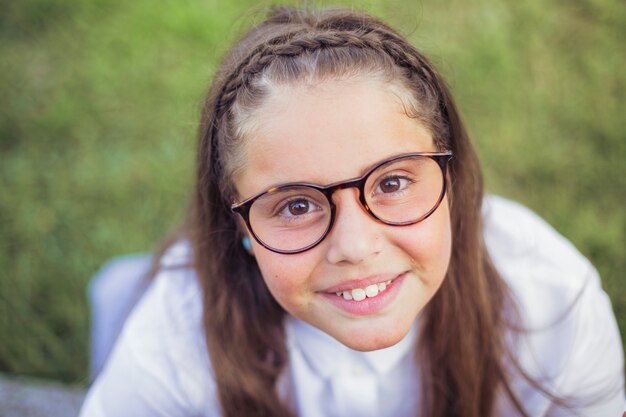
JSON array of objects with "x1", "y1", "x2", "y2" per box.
[{"x1": 247, "y1": 155, "x2": 445, "y2": 252}]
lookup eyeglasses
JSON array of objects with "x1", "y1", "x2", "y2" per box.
[{"x1": 231, "y1": 151, "x2": 453, "y2": 254}]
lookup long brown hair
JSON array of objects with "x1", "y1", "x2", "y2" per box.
[{"x1": 187, "y1": 6, "x2": 527, "y2": 417}]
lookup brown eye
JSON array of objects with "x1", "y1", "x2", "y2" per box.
[
  {"x1": 288, "y1": 199, "x2": 310, "y2": 216},
  {"x1": 379, "y1": 177, "x2": 402, "y2": 193}
]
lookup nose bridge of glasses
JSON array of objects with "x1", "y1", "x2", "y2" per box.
[
  {"x1": 319, "y1": 177, "x2": 373, "y2": 222},
  {"x1": 323, "y1": 177, "x2": 365, "y2": 203}
]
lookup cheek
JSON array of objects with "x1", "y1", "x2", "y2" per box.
[
  {"x1": 395, "y1": 200, "x2": 452, "y2": 276},
  {"x1": 253, "y1": 251, "x2": 318, "y2": 309}
]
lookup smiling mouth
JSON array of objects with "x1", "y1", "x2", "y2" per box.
[{"x1": 334, "y1": 280, "x2": 392, "y2": 301}]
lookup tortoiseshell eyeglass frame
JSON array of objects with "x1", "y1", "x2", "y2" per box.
[{"x1": 231, "y1": 151, "x2": 453, "y2": 254}]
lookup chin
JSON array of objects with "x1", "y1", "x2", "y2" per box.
[{"x1": 334, "y1": 326, "x2": 409, "y2": 352}]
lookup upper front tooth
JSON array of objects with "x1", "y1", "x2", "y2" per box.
[
  {"x1": 365, "y1": 284, "x2": 379, "y2": 297},
  {"x1": 343, "y1": 291, "x2": 353, "y2": 300},
  {"x1": 378, "y1": 282, "x2": 387, "y2": 292},
  {"x1": 351, "y1": 288, "x2": 366, "y2": 301}
]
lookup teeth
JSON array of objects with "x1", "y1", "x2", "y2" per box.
[
  {"x1": 365, "y1": 284, "x2": 379, "y2": 298},
  {"x1": 336, "y1": 280, "x2": 392, "y2": 302},
  {"x1": 351, "y1": 288, "x2": 366, "y2": 301}
]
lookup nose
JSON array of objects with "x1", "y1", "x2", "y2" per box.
[{"x1": 324, "y1": 188, "x2": 382, "y2": 265}]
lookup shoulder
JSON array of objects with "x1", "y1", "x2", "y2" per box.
[
  {"x1": 483, "y1": 196, "x2": 625, "y2": 414},
  {"x1": 80, "y1": 241, "x2": 220, "y2": 417},
  {"x1": 482, "y1": 195, "x2": 594, "y2": 289},
  {"x1": 482, "y1": 195, "x2": 598, "y2": 323}
]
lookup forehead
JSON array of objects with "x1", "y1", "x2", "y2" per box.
[{"x1": 235, "y1": 78, "x2": 435, "y2": 198}]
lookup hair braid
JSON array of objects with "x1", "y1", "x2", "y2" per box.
[{"x1": 216, "y1": 28, "x2": 445, "y2": 123}]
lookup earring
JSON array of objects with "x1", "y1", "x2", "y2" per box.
[{"x1": 242, "y1": 236, "x2": 252, "y2": 251}]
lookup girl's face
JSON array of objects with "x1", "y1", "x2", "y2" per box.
[{"x1": 235, "y1": 78, "x2": 452, "y2": 351}]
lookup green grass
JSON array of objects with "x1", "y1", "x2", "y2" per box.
[{"x1": 1, "y1": 0, "x2": 624, "y2": 384}]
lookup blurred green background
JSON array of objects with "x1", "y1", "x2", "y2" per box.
[{"x1": 1, "y1": 0, "x2": 624, "y2": 385}]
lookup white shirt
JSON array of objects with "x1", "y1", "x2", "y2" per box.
[{"x1": 79, "y1": 196, "x2": 625, "y2": 416}]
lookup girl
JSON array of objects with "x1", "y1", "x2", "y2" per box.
[{"x1": 79, "y1": 6, "x2": 625, "y2": 417}]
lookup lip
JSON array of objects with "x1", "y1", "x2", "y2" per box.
[
  {"x1": 323, "y1": 273, "x2": 401, "y2": 293},
  {"x1": 320, "y1": 272, "x2": 407, "y2": 316}
]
